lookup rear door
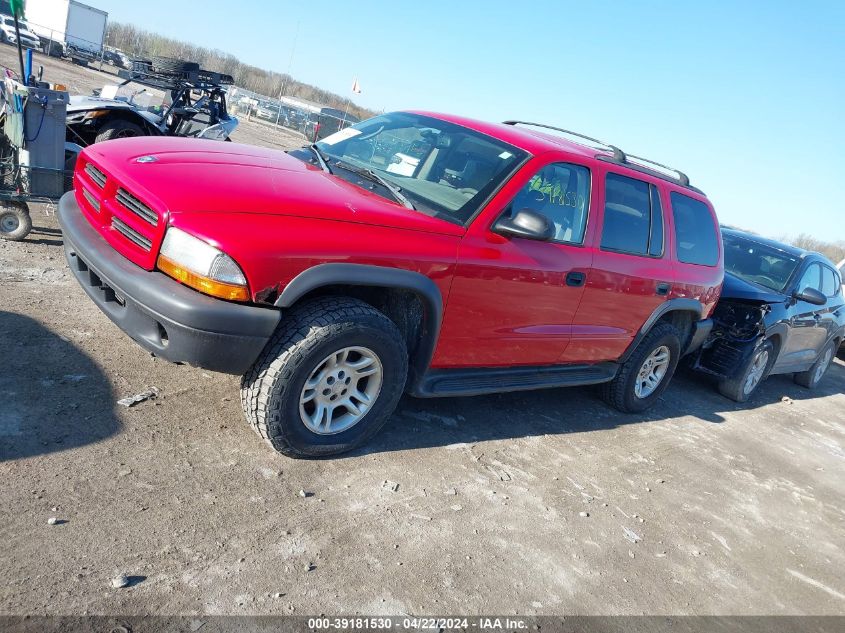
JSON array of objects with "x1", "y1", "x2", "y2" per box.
[{"x1": 560, "y1": 169, "x2": 671, "y2": 362}]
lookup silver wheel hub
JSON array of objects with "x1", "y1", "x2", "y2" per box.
[
  {"x1": 634, "y1": 345, "x2": 671, "y2": 399},
  {"x1": 815, "y1": 348, "x2": 832, "y2": 383},
  {"x1": 743, "y1": 348, "x2": 769, "y2": 395},
  {"x1": 299, "y1": 346, "x2": 383, "y2": 435},
  {"x1": 1, "y1": 213, "x2": 19, "y2": 233}
]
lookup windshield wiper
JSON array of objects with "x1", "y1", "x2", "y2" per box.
[
  {"x1": 333, "y1": 160, "x2": 416, "y2": 210},
  {"x1": 308, "y1": 144, "x2": 332, "y2": 173}
]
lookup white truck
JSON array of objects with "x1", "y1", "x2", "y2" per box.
[{"x1": 25, "y1": 0, "x2": 107, "y2": 63}]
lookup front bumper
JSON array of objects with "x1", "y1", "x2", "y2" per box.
[{"x1": 58, "y1": 192, "x2": 280, "y2": 374}]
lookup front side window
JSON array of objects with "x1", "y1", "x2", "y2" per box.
[
  {"x1": 821, "y1": 266, "x2": 838, "y2": 297},
  {"x1": 600, "y1": 173, "x2": 664, "y2": 257},
  {"x1": 670, "y1": 192, "x2": 719, "y2": 266},
  {"x1": 506, "y1": 162, "x2": 590, "y2": 244},
  {"x1": 798, "y1": 263, "x2": 822, "y2": 293},
  {"x1": 310, "y1": 112, "x2": 528, "y2": 225}
]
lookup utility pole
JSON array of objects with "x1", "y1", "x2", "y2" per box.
[{"x1": 275, "y1": 21, "x2": 299, "y2": 128}]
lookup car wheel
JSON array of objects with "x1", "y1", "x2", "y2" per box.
[
  {"x1": 0, "y1": 202, "x2": 32, "y2": 241},
  {"x1": 94, "y1": 120, "x2": 145, "y2": 143},
  {"x1": 601, "y1": 322, "x2": 681, "y2": 413},
  {"x1": 717, "y1": 339, "x2": 775, "y2": 402},
  {"x1": 794, "y1": 342, "x2": 835, "y2": 389},
  {"x1": 240, "y1": 297, "x2": 408, "y2": 458}
]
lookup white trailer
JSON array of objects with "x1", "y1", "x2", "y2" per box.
[{"x1": 25, "y1": 0, "x2": 107, "y2": 60}]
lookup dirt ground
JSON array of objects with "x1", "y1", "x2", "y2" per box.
[{"x1": 1, "y1": 46, "x2": 844, "y2": 618}]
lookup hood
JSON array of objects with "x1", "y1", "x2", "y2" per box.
[
  {"x1": 82, "y1": 137, "x2": 465, "y2": 236},
  {"x1": 720, "y1": 272, "x2": 784, "y2": 304},
  {"x1": 68, "y1": 95, "x2": 138, "y2": 113}
]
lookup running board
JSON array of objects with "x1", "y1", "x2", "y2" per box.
[{"x1": 410, "y1": 362, "x2": 619, "y2": 398}]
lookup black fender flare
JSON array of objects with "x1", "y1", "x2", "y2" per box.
[
  {"x1": 274, "y1": 263, "x2": 443, "y2": 387},
  {"x1": 619, "y1": 298, "x2": 705, "y2": 363}
]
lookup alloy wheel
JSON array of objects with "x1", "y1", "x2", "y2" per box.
[
  {"x1": 743, "y1": 348, "x2": 769, "y2": 396},
  {"x1": 634, "y1": 345, "x2": 671, "y2": 399}
]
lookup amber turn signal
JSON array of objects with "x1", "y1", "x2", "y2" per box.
[{"x1": 157, "y1": 254, "x2": 250, "y2": 301}]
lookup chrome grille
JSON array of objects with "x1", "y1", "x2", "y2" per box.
[
  {"x1": 112, "y1": 217, "x2": 152, "y2": 251},
  {"x1": 84, "y1": 163, "x2": 106, "y2": 188},
  {"x1": 116, "y1": 188, "x2": 158, "y2": 226},
  {"x1": 82, "y1": 189, "x2": 100, "y2": 212}
]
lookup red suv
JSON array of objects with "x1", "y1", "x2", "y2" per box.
[{"x1": 58, "y1": 112, "x2": 723, "y2": 457}]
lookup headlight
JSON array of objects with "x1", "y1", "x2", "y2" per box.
[{"x1": 156, "y1": 227, "x2": 250, "y2": 301}]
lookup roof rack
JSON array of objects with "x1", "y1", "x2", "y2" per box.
[{"x1": 502, "y1": 120, "x2": 692, "y2": 188}]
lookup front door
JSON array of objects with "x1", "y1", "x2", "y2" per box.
[
  {"x1": 434, "y1": 160, "x2": 593, "y2": 368},
  {"x1": 780, "y1": 263, "x2": 828, "y2": 369}
]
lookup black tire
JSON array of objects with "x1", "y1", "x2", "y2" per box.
[
  {"x1": 94, "y1": 119, "x2": 145, "y2": 143},
  {"x1": 794, "y1": 341, "x2": 836, "y2": 388},
  {"x1": 837, "y1": 345, "x2": 845, "y2": 362},
  {"x1": 131, "y1": 59, "x2": 152, "y2": 74},
  {"x1": 150, "y1": 56, "x2": 199, "y2": 75},
  {"x1": 717, "y1": 339, "x2": 775, "y2": 402},
  {"x1": 240, "y1": 297, "x2": 408, "y2": 458},
  {"x1": 601, "y1": 322, "x2": 681, "y2": 413},
  {"x1": 0, "y1": 202, "x2": 32, "y2": 241}
]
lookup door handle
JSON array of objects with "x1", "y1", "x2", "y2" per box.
[
  {"x1": 656, "y1": 283, "x2": 671, "y2": 296},
  {"x1": 566, "y1": 271, "x2": 586, "y2": 287}
]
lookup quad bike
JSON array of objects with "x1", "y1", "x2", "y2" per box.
[{"x1": 65, "y1": 56, "x2": 238, "y2": 147}]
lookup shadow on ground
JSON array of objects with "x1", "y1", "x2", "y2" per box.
[
  {"x1": 0, "y1": 311, "x2": 119, "y2": 461},
  {"x1": 352, "y1": 357, "x2": 844, "y2": 456}
]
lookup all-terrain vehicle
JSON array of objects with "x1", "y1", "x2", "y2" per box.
[
  {"x1": 59, "y1": 112, "x2": 724, "y2": 457},
  {"x1": 65, "y1": 57, "x2": 238, "y2": 147}
]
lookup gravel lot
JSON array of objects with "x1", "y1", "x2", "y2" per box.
[{"x1": 1, "y1": 46, "x2": 844, "y2": 618}]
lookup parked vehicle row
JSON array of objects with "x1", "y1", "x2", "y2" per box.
[{"x1": 56, "y1": 111, "x2": 843, "y2": 458}]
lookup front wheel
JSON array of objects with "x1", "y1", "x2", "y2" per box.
[
  {"x1": 94, "y1": 120, "x2": 145, "y2": 143},
  {"x1": 717, "y1": 339, "x2": 774, "y2": 402},
  {"x1": 0, "y1": 202, "x2": 32, "y2": 241},
  {"x1": 240, "y1": 297, "x2": 408, "y2": 458},
  {"x1": 601, "y1": 322, "x2": 681, "y2": 413},
  {"x1": 794, "y1": 342, "x2": 835, "y2": 389}
]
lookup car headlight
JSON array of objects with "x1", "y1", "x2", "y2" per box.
[{"x1": 156, "y1": 227, "x2": 250, "y2": 301}]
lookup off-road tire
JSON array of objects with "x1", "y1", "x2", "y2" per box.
[
  {"x1": 837, "y1": 345, "x2": 845, "y2": 362},
  {"x1": 131, "y1": 59, "x2": 152, "y2": 74},
  {"x1": 150, "y1": 56, "x2": 199, "y2": 75},
  {"x1": 94, "y1": 120, "x2": 145, "y2": 143},
  {"x1": 0, "y1": 202, "x2": 32, "y2": 241},
  {"x1": 600, "y1": 322, "x2": 681, "y2": 413},
  {"x1": 240, "y1": 297, "x2": 408, "y2": 458},
  {"x1": 717, "y1": 339, "x2": 775, "y2": 403},
  {"x1": 794, "y1": 341, "x2": 835, "y2": 388}
]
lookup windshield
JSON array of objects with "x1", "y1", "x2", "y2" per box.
[
  {"x1": 723, "y1": 233, "x2": 801, "y2": 292},
  {"x1": 314, "y1": 112, "x2": 528, "y2": 224}
]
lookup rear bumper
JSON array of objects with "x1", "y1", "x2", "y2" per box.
[{"x1": 58, "y1": 192, "x2": 280, "y2": 375}]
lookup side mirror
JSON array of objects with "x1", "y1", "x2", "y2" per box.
[
  {"x1": 493, "y1": 208, "x2": 554, "y2": 241},
  {"x1": 794, "y1": 287, "x2": 826, "y2": 306}
]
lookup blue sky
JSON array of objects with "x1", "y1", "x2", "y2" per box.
[{"x1": 93, "y1": 0, "x2": 845, "y2": 242}]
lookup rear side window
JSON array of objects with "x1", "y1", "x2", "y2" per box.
[
  {"x1": 670, "y1": 192, "x2": 719, "y2": 266},
  {"x1": 600, "y1": 173, "x2": 664, "y2": 257}
]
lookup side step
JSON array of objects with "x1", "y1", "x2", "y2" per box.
[{"x1": 411, "y1": 362, "x2": 619, "y2": 398}]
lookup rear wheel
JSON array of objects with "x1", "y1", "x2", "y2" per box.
[
  {"x1": 94, "y1": 120, "x2": 145, "y2": 143},
  {"x1": 240, "y1": 297, "x2": 408, "y2": 458},
  {"x1": 795, "y1": 342, "x2": 835, "y2": 389},
  {"x1": 601, "y1": 322, "x2": 681, "y2": 413},
  {"x1": 717, "y1": 339, "x2": 774, "y2": 402},
  {"x1": 0, "y1": 202, "x2": 31, "y2": 241}
]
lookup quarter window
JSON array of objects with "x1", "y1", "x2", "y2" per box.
[
  {"x1": 670, "y1": 192, "x2": 719, "y2": 266},
  {"x1": 600, "y1": 173, "x2": 664, "y2": 257},
  {"x1": 507, "y1": 162, "x2": 590, "y2": 244}
]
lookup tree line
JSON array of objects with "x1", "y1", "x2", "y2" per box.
[{"x1": 104, "y1": 22, "x2": 375, "y2": 120}]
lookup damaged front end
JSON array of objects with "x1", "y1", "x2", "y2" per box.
[{"x1": 691, "y1": 300, "x2": 771, "y2": 379}]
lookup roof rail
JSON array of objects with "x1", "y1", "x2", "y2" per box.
[
  {"x1": 503, "y1": 120, "x2": 626, "y2": 162},
  {"x1": 502, "y1": 120, "x2": 691, "y2": 188}
]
